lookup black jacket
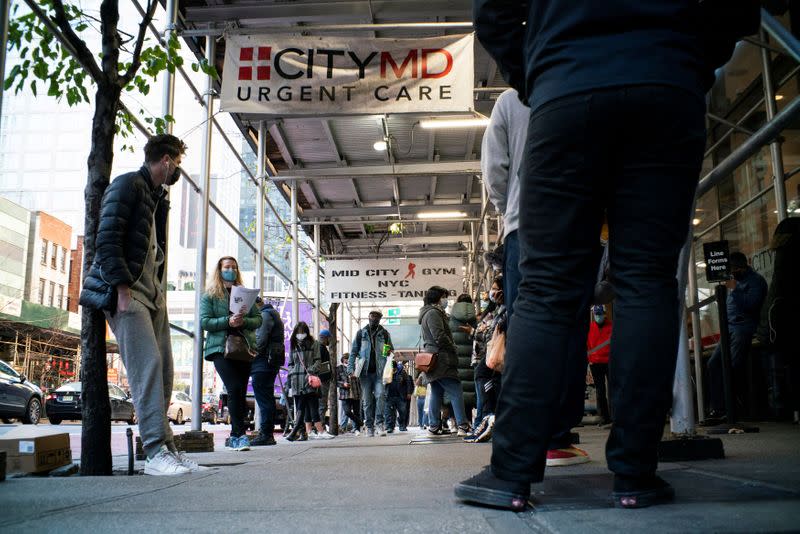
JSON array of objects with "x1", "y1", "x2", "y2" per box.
[
  {"x1": 86, "y1": 165, "x2": 169, "y2": 289},
  {"x1": 473, "y1": 0, "x2": 760, "y2": 109},
  {"x1": 253, "y1": 304, "x2": 285, "y2": 373}
]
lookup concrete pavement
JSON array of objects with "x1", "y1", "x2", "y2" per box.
[{"x1": 0, "y1": 423, "x2": 798, "y2": 533}]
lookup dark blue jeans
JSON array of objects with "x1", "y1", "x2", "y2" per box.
[
  {"x1": 491, "y1": 86, "x2": 706, "y2": 483},
  {"x1": 416, "y1": 396, "x2": 428, "y2": 427},
  {"x1": 251, "y1": 370, "x2": 277, "y2": 435},
  {"x1": 384, "y1": 396, "x2": 408, "y2": 430},
  {"x1": 707, "y1": 327, "x2": 754, "y2": 413}
]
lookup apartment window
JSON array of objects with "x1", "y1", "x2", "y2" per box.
[
  {"x1": 40, "y1": 240, "x2": 48, "y2": 265},
  {"x1": 60, "y1": 246, "x2": 67, "y2": 272},
  {"x1": 57, "y1": 285, "x2": 64, "y2": 309},
  {"x1": 38, "y1": 279, "x2": 46, "y2": 304},
  {"x1": 49, "y1": 281, "x2": 55, "y2": 307},
  {"x1": 51, "y1": 242, "x2": 58, "y2": 269}
]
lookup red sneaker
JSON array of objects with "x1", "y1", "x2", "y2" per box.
[{"x1": 546, "y1": 445, "x2": 591, "y2": 467}]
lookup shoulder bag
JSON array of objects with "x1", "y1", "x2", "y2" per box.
[
  {"x1": 297, "y1": 348, "x2": 322, "y2": 389},
  {"x1": 485, "y1": 325, "x2": 506, "y2": 372},
  {"x1": 415, "y1": 309, "x2": 438, "y2": 373},
  {"x1": 225, "y1": 330, "x2": 256, "y2": 362}
]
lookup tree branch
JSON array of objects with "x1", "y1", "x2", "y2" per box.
[
  {"x1": 121, "y1": 0, "x2": 158, "y2": 86},
  {"x1": 24, "y1": 0, "x2": 103, "y2": 82}
]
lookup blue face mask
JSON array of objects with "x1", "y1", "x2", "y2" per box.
[
  {"x1": 221, "y1": 269, "x2": 237, "y2": 282},
  {"x1": 594, "y1": 314, "x2": 605, "y2": 324}
]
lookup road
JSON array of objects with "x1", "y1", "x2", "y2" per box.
[{"x1": 0, "y1": 420, "x2": 235, "y2": 456}]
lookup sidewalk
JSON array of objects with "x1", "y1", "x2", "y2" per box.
[{"x1": 1, "y1": 423, "x2": 798, "y2": 533}]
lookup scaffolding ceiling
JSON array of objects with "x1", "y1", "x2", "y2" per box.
[{"x1": 176, "y1": 0, "x2": 504, "y2": 259}]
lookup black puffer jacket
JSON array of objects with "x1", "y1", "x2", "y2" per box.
[{"x1": 86, "y1": 166, "x2": 169, "y2": 289}]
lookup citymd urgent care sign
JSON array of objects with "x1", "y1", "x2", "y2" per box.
[
  {"x1": 326, "y1": 258, "x2": 464, "y2": 302},
  {"x1": 220, "y1": 34, "x2": 474, "y2": 114}
]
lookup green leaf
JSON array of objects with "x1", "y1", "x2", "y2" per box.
[{"x1": 31, "y1": 80, "x2": 37, "y2": 96}]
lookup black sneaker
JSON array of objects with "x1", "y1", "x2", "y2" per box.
[
  {"x1": 612, "y1": 474, "x2": 674, "y2": 509},
  {"x1": 454, "y1": 466, "x2": 531, "y2": 511},
  {"x1": 427, "y1": 424, "x2": 449, "y2": 436},
  {"x1": 250, "y1": 434, "x2": 277, "y2": 446}
]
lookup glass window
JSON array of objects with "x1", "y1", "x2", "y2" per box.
[
  {"x1": 38, "y1": 278, "x2": 46, "y2": 304},
  {"x1": 51, "y1": 242, "x2": 58, "y2": 269},
  {"x1": 60, "y1": 246, "x2": 67, "y2": 272},
  {"x1": 0, "y1": 360, "x2": 19, "y2": 378},
  {"x1": 57, "y1": 285, "x2": 64, "y2": 309},
  {"x1": 55, "y1": 382, "x2": 82, "y2": 392},
  {"x1": 40, "y1": 239, "x2": 48, "y2": 265},
  {"x1": 49, "y1": 281, "x2": 55, "y2": 306}
]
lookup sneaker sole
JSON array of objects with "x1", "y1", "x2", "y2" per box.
[
  {"x1": 546, "y1": 455, "x2": 591, "y2": 467},
  {"x1": 144, "y1": 467, "x2": 191, "y2": 476},
  {"x1": 454, "y1": 482, "x2": 529, "y2": 512},
  {"x1": 612, "y1": 485, "x2": 675, "y2": 509}
]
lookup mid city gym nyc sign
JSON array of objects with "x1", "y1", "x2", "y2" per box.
[
  {"x1": 326, "y1": 258, "x2": 464, "y2": 302},
  {"x1": 221, "y1": 34, "x2": 475, "y2": 114}
]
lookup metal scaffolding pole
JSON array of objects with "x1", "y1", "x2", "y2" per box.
[
  {"x1": 291, "y1": 182, "x2": 299, "y2": 326},
  {"x1": 688, "y1": 244, "x2": 706, "y2": 422},
  {"x1": 481, "y1": 180, "x2": 491, "y2": 290},
  {"x1": 671, "y1": 228, "x2": 697, "y2": 435},
  {"x1": 191, "y1": 38, "x2": 215, "y2": 431},
  {"x1": 0, "y1": 0, "x2": 10, "y2": 134},
  {"x1": 760, "y1": 28, "x2": 789, "y2": 222},
  {"x1": 314, "y1": 222, "x2": 321, "y2": 334},
  {"x1": 161, "y1": 0, "x2": 178, "y2": 133},
  {"x1": 257, "y1": 122, "x2": 266, "y2": 293}
]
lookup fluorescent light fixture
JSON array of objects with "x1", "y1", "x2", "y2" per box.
[
  {"x1": 692, "y1": 218, "x2": 702, "y2": 226},
  {"x1": 419, "y1": 117, "x2": 490, "y2": 129},
  {"x1": 776, "y1": 94, "x2": 785, "y2": 101},
  {"x1": 417, "y1": 211, "x2": 468, "y2": 219},
  {"x1": 696, "y1": 262, "x2": 707, "y2": 268},
  {"x1": 373, "y1": 140, "x2": 388, "y2": 151}
]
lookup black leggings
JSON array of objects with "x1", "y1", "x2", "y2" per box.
[
  {"x1": 213, "y1": 355, "x2": 251, "y2": 437},
  {"x1": 294, "y1": 394, "x2": 320, "y2": 425},
  {"x1": 343, "y1": 399, "x2": 363, "y2": 429}
]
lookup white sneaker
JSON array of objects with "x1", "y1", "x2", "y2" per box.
[
  {"x1": 378, "y1": 425, "x2": 387, "y2": 437},
  {"x1": 354, "y1": 430, "x2": 361, "y2": 437},
  {"x1": 144, "y1": 445, "x2": 191, "y2": 476},
  {"x1": 174, "y1": 451, "x2": 210, "y2": 472},
  {"x1": 317, "y1": 431, "x2": 335, "y2": 440}
]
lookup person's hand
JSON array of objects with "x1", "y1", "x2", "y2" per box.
[
  {"x1": 343, "y1": 383, "x2": 350, "y2": 389},
  {"x1": 725, "y1": 278, "x2": 737, "y2": 290},
  {"x1": 229, "y1": 313, "x2": 244, "y2": 328},
  {"x1": 458, "y1": 325, "x2": 474, "y2": 335},
  {"x1": 117, "y1": 285, "x2": 131, "y2": 313}
]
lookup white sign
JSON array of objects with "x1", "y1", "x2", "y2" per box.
[
  {"x1": 326, "y1": 258, "x2": 463, "y2": 302},
  {"x1": 221, "y1": 34, "x2": 475, "y2": 114}
]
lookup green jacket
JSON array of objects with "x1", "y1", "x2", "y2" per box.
[{"x1": 200, "y1": 290, "x2": 262, "y2": 360}]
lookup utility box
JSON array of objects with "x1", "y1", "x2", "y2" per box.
[{"x1": 0, "y1": 428, "x2": 72, "y2": 474}]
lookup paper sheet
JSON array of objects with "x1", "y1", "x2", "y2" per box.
[{"x1": 229, "y1": 286, "x2": 259, "y2": 315}]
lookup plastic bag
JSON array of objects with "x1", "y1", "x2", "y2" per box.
[{"x1": 382, "y1": 352, "x2": 394, "y2": 385}]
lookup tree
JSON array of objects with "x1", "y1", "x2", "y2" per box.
[{"x1": 4, "y1": 0, "x2": 215, "y2": 475}]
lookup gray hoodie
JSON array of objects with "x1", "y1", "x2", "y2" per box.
[{"x1": 481, "y1": 88, "x2": 529, "y2": 237}]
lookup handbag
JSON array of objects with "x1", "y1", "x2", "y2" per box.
[
  {"x1": 415, "y1": 352, "x2": 438, "y2": 374},
  {"x1": 224, "y1": 332, "x2": 255, "y2": 362},
  {"x1": 296, "y1": 346, "x2": 322, "y2": 389},
  {"x1": 486, "y1": 326, "x2": 506, "y2": 372}
]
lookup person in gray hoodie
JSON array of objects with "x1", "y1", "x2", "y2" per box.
[
  {"x1": 419, "y1": 286, "x2": 470, "y2": 436},
  {"x1": 449, "y1": 294, "x2": 478, "y2": 414}
]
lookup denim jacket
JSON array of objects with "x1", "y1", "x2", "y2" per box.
[{"x1": 347, "y1": 325, "x2": 393, "y2": 377}]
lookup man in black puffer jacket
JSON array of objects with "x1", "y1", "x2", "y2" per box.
[{"x1": 81, "y1": 135, "x2": 192, "y2": 476}]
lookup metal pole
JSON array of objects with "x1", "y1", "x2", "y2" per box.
[
  {"x1": 470, "y1": 222, "x2": 479, "y2": 299},
  {"x1": 291, "y1": 182, "x2": 299, "y2": 326},
  {"x1": 257, "y1": 122, "x2": 266, "y2": 293},
  {"x1": 716, "y1": 284, "x2": 737, "y2": 424},
  {"x1": 688, "y1": 244, "x2": 706, "y2": 422},
  {"x1": 161, "y1": 0, "x2": 178, "y2": 133},
  {"x1": 481, "y1": 181, "x2": 491, "y2": 289},
  {"x1": 759, "y1": 28, "x2": 789, "y2": 222},
  {"x1": 314, "y1": 221, "x2": 321, "y2": 334},
  {"x1": 0, "y1": 0, "x2": 10, "y2": 134},
  {"x1": 670, "y1": 234, "x2": 697, "y2": 435},
  {"x1": 191, "y1": 38, "x2": 215, "y2": 431}
]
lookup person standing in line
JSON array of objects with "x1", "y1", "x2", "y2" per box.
[
  {"x1": 450, "y1": 294, "x2": 479, "y2": 417},
  {"x1": 285, "y1": 322, "x2": 335, "y2": 441},
  {"x1": 337, "y1": 354, "x2": 363, "y2": 435},
  {"x1": 200, "y1": 256, "x2": 262, "y2": 452},
  {"x1": 348, "y1": 310, "x2": 394, "y2": 437},
  {"x1": 587, "y1": 305, "x2": 613, "y2": 426},
  {"x1": 472, "y1": 277, "x2": 504, "y2": 428},
  {"x1": 317, "y1": 330, "x2": 334, "y2": 427},
  {"x1": 458, "y1": 0, "x2": 759, "y2": 511},
  {"x1": 414, "y1": 373, "x2": 429, "y2": 428},
  {"x1": 82, "y1": 134, "x2": 200, "y2": 475},
  {"x1": 251, "y1": 296, "x2": 285, "y2": 446},
  {"x1": 419, "y1": 286, "x2": 471, "y2": 436},
  {"x1": 384, "y1": 361, "x2": 413, "y2": 433}
]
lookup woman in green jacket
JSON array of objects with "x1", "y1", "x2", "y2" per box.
[{"x1": 200, "y1": 256, "x2": 261, "y2": 451}]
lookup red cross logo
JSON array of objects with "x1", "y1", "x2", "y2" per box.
[{"x1": 238, "y1": 46, "x2": 272, "y2": 81}]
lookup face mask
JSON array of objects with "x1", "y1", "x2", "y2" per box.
[
  {"x1": 296, "y1": 333, "x2": 308, "y2": 341},
  {"x1": 480, "y1": 302, "x2": 489, "y2": 312},
  {"x1": 440, "y1": 298, "x2": 449, "y2": 309},
  {"x1": 594, "y1": 314, "x2": 605, "y2": 324},
  {"x1": 221, "y1": 269, "x2": 237, "y2": 282},
  {"x1": 165, "y1": 158, "x2": 181, "y2": 186},
  {"x1": 489, "y1": 290, "x2": 497, "y2": 303}
]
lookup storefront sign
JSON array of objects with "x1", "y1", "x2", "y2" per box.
[
  {"x1": 221, "y1": 34, "x2": 474, "y2": 114},
  {"x1": 703, "y1": 240, "x2": 730, "y2": 283},
  {"x1": 326, "y1": 258, "x2": 463, "y2": 302}
]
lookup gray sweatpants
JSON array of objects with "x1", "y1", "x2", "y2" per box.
[{"x1": 106, "y1": 298, "x2": 174, "y2": 458}]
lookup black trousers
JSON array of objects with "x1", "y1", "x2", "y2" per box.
[
  {"x1": 343, "y1": 399, "x2": 363, "y2": 429},
  {"x1": 213, "y1": 355, "x2": 252, "y2": 438},
  {"x1": 491, "y1": 86, "x2": 706, "y2": 483},
  {"x1": 294, "y1": 394, "x2": 320, "y2": 425},
  {"x1": 590, "y1": 363, "x2": 611, "y2": 423}
]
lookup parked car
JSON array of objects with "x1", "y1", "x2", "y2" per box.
[
  {"x1": 0, "y1": 359, "x2": 44, "y2": 424},
  {"x1": 167, "y1": 390, "x2": 192, "y2": 425},
  {"x1": 202, "y1": 394, "x2": 219, "y2": 424},
  {"x1": 44, "y1": 381, "x2": 136, "y2": 425}
]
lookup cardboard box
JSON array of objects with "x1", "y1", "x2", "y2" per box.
[{"x1": 0, "y1": 428, "x2": 72, "y2": 474}]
